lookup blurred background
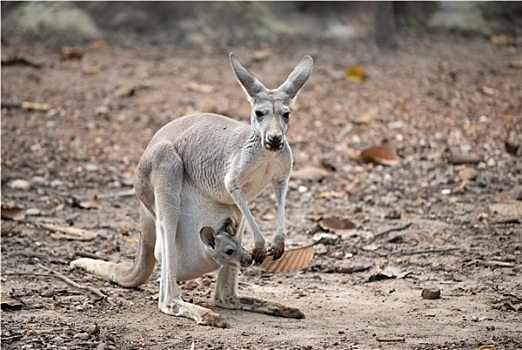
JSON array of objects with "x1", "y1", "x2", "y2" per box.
[{"x1": 2, "y1": 1, "x2": 521, "y2": 47}]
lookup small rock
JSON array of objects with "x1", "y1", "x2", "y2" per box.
[
  {"x1": 470, "y1": 315, "x2": 479, "y2": 322},
  {"x1": 85, "y1": 164, "x2": 99, "y2": 172},
  {"x1": 87, "y1": 323, "x2": 100, "y2": 336},
  {"x1": 458, "y1": 167, "x2": 479, "y2": 181},
  {"x1": 313, "y1": 232, "x2": 339, "y2": 245},
  {"x1": 421, "y1": 287, "x2": 441, "y2": 300},
  {"x1": 441, "y1": 189, "x2": 451, "y2": 195},
  {"x1": 481, "y1": 86, "x2": 495, "y2": 96},
  {"x1": 25, "y1": 208, "x2": 41, "y2": 216},
  {"x1": 448, "y1": 153, "x2": 482, "y2": 165},
  {"x1": 40, "y1": 287, "x2": 55, "y2": 297},
  {"x1": 95, "y1": 105, "x2": 109, "y2": 116},
  {"x1": 9, "y1": 179, "x2": 30, "y2": 190},
  {"x1": 50, "y1": 179, "x2": 64, "y2": 188}
]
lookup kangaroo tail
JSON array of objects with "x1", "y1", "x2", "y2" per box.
[{"x1": 71, "y1": 204, "x2": 156, "y2": 288}]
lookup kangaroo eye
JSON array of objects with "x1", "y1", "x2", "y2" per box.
[
  {"x1": 282, "y1": 112, "x2": 290, "y2": 120},
  {"x1": 255, "y1": 110, "x2": 264, "y2": 119},
  {"x1": 225, "y1": 249, "x2": 234, "y2": 256}
]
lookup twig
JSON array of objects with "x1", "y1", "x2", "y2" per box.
[
  {"x1": 74, "y1": 251, "x2": 108, "y2": 261},
  {"x1": 371, "y1": 222, "x2": 412, "y2": 242},
  {"x1": 388, "y1": 247, "x2": 459, "y2": 256},
  {"x1": 36, "y1": 264, "x2": 115, "y2": 305},
  {"x1": 376, "y1": 336, "x2": 405, "y2": 342}
]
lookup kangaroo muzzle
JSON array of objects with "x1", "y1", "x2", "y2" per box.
[{"x1": 264, "y1": 134, "x2": 284, "y2": 151}]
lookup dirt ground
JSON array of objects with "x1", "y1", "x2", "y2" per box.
[{"x1": 1, "y1": 35, "x2": 521, "y2": 350}]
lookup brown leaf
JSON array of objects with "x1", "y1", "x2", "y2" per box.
[
  {"x1": 319, "y1": 216, "x2": 356, "y2": 233},
  {"x1": 1, "y1": 205, "x2": 26, "y2": 221},
  {"x1": 90, "y1": 40, "x2": 108, "y2": 50},
  {"x1": 1, "y1": 292, "x2": 23, "y2": 310},
  {"x1": 252, "y1": 47, "x2": 272, "y2": 62},
  {"x1": 360, "y1": 145, "x2": 399, "y2": 166},
  {"x1": 41, "y1": 223, "x2": 98, "y2": 241},
  {"x1": 259, "y1": 246, "x2": 314, "y2": 273},
  {"x1": 344, "y1": 66, "x2": 368, "y2": 82},
  {"x1": 291, "y1": 166, "x2": 330, "y2": 181},
  {"x1": 122, "y1": 235, "x2": 139, "y2": 243},
  {"x1": 478, "y1": 346, "x2": 498, "y2": 350},
  {"x1": 59, "y1": 47, "x2": 84, "y2": 60},
  {"x1": 77, "y1": 196, "x2": 103, "y2": 210}
]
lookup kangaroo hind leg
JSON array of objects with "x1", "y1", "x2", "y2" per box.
[{"x1": 150, "y1": 142, "x2": 228, "y2": 327}]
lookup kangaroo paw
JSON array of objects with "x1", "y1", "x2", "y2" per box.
[
  {"x1": 251, "y1": 242, "x2": 267, "y2": 264},
  {"x1": 216, "y1": 296, "x2": 304, "y2": 319},
  {"x1": 269, "y1": 235, "x2": 285, "y2": 260}
]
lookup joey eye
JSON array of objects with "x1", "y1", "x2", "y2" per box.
[
  {"x1": 255, "y1": 110, "x2": 264, "y2": 119},
  {"x1": 282, "y1": 112, "x2": 290, "y2": 120},
  {"x1": 225, "y1": 248, "x2": 234, "y2": 256}
]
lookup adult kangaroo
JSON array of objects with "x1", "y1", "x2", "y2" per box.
[{"x1": 71, "y1": 53, "x2": 313, "y2": 327}]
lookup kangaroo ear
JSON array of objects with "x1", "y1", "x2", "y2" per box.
[
  {"x1": 277, "y1": 55, "x2": 313, "y2": 101},
  {"x1": 200, "y1": 227, "x2": 216, "y2": 249},
  {"x1": 229, "y1": 52, "x2": 266, "y2": 101}
]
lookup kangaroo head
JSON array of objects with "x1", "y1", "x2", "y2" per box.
[
  {"x1": 230, "y1": 53, "x2": 313, "y2": 152},
  {"x1": 200, "y1": 218, "x2": 253, "y2": 268}
]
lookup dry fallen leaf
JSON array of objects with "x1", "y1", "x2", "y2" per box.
[
  {"x1": 252, "y1": 47, "x2": 272, "y2": 62},
  {"x1": 1, "y1": 292, "x2": 23, "y2": 310},
  {"x1": 478, "y1": 345, "x2": 498, "y2": 350},
  {"x1": 344, "y1": 66, "x2": 368, "y2": 82},
  {"x1": 41, "y1": 223, "x2": 98, "y2": 241},
  {"x1": 259, "y1": 246, "x2": 314, "y2": 273},
  {"x1": 319, "y1": 216, "x2": 356, "y2": 235},
  {"x1": 291, "y1": 166, "x2": 330, "y2": 181},
  {"x1": 77, "y1": 196, "x2": 103, "y2": 210},
  {"x1": 59, "y1": 46, "x2": 84, "y2": 60},
  {"x1": 123, "y1": 235, "x2": 139, "y2": 243},
  {"x1": 185, "y1": 82, "x2": 215, "y2": 93},
  {"x1": 90, "y1": 40, "x2": 108, "y2": 50},
  {"x1": 1, "y1": 204, "x2": 26, "y2": 221},
  {"x1": 360, "y1": 145, "x2": 399, "y2": 166}
]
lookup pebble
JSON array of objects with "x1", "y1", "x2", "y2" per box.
[
  {"x1": 421, "y1": 287, "x2": 441, "y2": 300},
  {"x1": 50, "y1": 179, "x2": 64, "y2": 188},
  {"x1": 458, "y1": 167, "x2": 479, "y2": 181},
  {"x1": 9, "y1": 179, "x2": 30, "y2": 190},
  {"x1": 313, "y1": 232, "x2": 339, "y2": 245},
  {"x1": 25, "y1": 208, "x2": 41, "y2": 216}
]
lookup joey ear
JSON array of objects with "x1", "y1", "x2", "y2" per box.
[
  {"x1": 229, "y1": 52, "x2": 266, "y2": 100},
  {"x1": 200, "y1": 227, "x2": 216, "y2": 249},
  {"x1": 277, "y1": 55, "x2": 313, "y2": 101}
]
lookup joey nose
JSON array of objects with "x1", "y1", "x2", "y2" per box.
[{"x1": 241, "y1": 256, "x2": 253, "y2": 267}]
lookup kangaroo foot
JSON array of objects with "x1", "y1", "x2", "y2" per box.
[
  {"x1": 160, "y1": 300, "x2": 228, "y2": 328},
  {"x1": 268, "y1": 235, "x2": 285, "y2": 260},
  {"x1": 215, "y1": 295, "x2": 304, "y2": 319},
  {"x1": 251, "y1": 242, "x2": 267, "y2": 264}
]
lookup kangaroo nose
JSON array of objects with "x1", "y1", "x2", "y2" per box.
[{"x1": 266, "y1": 134, "x2": 283, "y2": 150}]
